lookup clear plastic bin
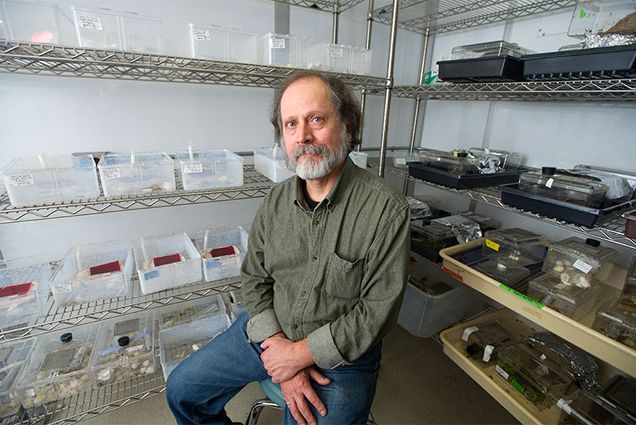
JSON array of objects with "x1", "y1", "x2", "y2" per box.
[
  {"x1": 1, "y1": 154, "x2": 100, "y2": 207},
  {"x1": 159, "y1": 313, "x2": 231, "y2": 379},
  {"x1": 0, "y1": 0, "x2": 62, "y2": 43},
  {"x1": 0, "y1": 256, "x2": 50, "y2": 329},
  {"x1": 468, "y1": 147, "x2": 523, "y2": 172},
  {"x1": 90, "y1": 312, "x2": 155, "y2": 387},
  {"x1": 223, "y1": 290, "x2": 246, "y2": 321},
  {"x1": 542, "y1": 237, "x2": 617, "y2": 288},
  {"x1": 349, "y1": 151, "x2": 367, "y2": 169},
  {"x1": 518, "y1": 168, "x2": 609, "y2": 208},
  {"x1": 326, "y1": 44, "x2": 352, "y2": 73},
  {"x1": 199, "y1": 225, "x2": 249, "y2": 282},
  {"x1": 451, "y1": 40, "x2": 533, "y2": 60},
  {"x1": 121, "y1": 11, "x2": 162, "y2": 54},
  {"x1": 0, "y1": 338, "x2": 35, "y2": 418},
  {"x1": 527, "y1": 273, "x2": 603, "y2": 319},
  {"x1": 592, "y1": 299, "x2": 636, "y2": 349},
  {"x1": 462, "y1": 322, "x2": 513, "y2": 363},
  {"x1": 568, "y1": 0, "x2": 636, "y2": 37},
  {"x1": 158, "y1": 295, "x2": 226, "y2": 328},
  {"x1": 474, "y1": 257, "x2": 532, "y2": 289},
  {"x1": 420, "y1": 149, "x2": 478, "y2": 174},
  {"x1": 253, "y1": 147, "x2": 295, "y2": 182},
  {"x1": 573, "y1": 164, "x2": 636, "y2": 204},
  {"x1": 483, "y1": 228, "x2": 547, "y2": 262},
  {"x1": 300, "y1": 38, "x2": 329, "y2": 70},
  {"x1": 98, "y1": 152, "x2": 175, "y2": 197},
  {"x1": 134, "y1": 233, "x2": 202, "y2": 295},
  {"x1": 176, "y1": 149, "x2": 243, "y2": 191},
  {"x1": 72, "y1": 6, "x2": 123, "y2": 50},
  {"x1": 16, "y1": 325, "x2": 97, "y2": 409},
  {"x1": 257, "y1": 33, "x2": 298, "y2": 67},
  {"x1": 51, "y1": 240, "x2": 133, "y2": 307},
  {"x1": 560, "y1": 390, "x2": 632, "y2": 425},
  {"x1": 189, "y1": 23, "x2": 226, "y2": 61},
  {"x1": 225, "y1": 27, "x2": 257, "y2": 63},
  {"x1": 597, "y1": 375, "x2": 636, "y2": 423},
  {"x1": 350, "y1": 47, "x2": 372, "y2": 75},
  {"x1": 618, "y1": 257, "x2": 636, "y2": 312}
]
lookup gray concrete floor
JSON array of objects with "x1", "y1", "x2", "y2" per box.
[{"x1": 82, "y1": 324, "x2": 518, "y2": 425}]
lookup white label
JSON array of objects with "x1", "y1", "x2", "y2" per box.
[
  {"x1": 573, "y1": 259, "x2": 593, "y2": 274},
  {"x1": 394, "y1": 158, "x2": 407, "y2": 166},
  {"x1": 545, "y1": 178, "x2": 554, "y2": 188},
  {"x1": 483, "y1": 345, "x2": 494, "y2": 363},
  {"x1": 270, "y1": 38, "x2": 285, "y2": 49},
  {"x1": 540, "y1": 353, "x2": 547, "y2": 361},
  {"x1": 102, "y1": 168, "x2": 121, "y2": 180},
  {"x1": 78, "y1": 15, "x2": 103, "y2": 31},
  {"x1": 8, "y1": 174, "x2": 34, "y2": 186},
  {"x1": 462, "y1": 326, "x2": 479, "y2": 342},
  {"x1": 495, "y1": 364, "x2": 509, "y2": 380},
  {"x1": 330, "y1": 47, "x2": 343, "y2": 58},
  {"x1": 276, "y1": 160, "x2": 287, "y2": 169},
  {"x1": 194, "y1": 29, "x2": 211, "y2": 41},
  {"x1": 183, "y1": 163, "x2": 203, "y2": 174},
  {"x1": 56, "y1": 282, "x2": 73, "y2": 294}
]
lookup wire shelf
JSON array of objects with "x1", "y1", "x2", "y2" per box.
[
  {"x1": 0, "y1": 42, "x2": 385, "y2": 90},
  {"x1": 272, "y1": 0, "x2": 366, "y2": 12},
  {"x1": 373, "y1": 0, "x2": 575, "y2": 34}
]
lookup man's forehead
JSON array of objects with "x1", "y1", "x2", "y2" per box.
[{"x1": 280, "y1": 77, "x2": 332, "y2": 113}]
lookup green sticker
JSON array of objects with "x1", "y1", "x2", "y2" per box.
[
  {"x1": 499, "y1": 284, "x2": 544, "y2": 308},
  {"x1": 579, "y1": 8, "x2": 586, "y2": 19},
  {"x1": 511, "y1": 379, "x2": 525, "y2": 394}
]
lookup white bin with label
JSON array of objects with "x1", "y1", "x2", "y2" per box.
[
  {"x1": 50, "y1": 240, "x2": 133, "y2": 307},
  {"x1": 72, "y1": 6, "x2": 123, "y2": 50},
  {"x1": 253, "y1": 147, "x2": 294, "y2": 183},
  {"x1": 176, "y1": 150, "x2": 243, "y2": 191},
  {"x1": 134, "y1": 233, "x2": 202, "y2": 295},
  {"x1": 121, "y1": 11, "x2": 162, "y2": 54},
  {"x1": 1, "y1": 154, "x2": 100, "y2": 207},
  {"x1": 257, "y1": 33, "x2": 298, "y2": 67},
  {"x1": 0, "y1": 0, "x2": 62, "y2": 43},
  {"x1": 0, "y1": 256, "x2": 50, "y2": 329},
  {"x1": 98, "y1": 152, "x2": 175, "y2": 197},
  {"x1": 198, "y1": 225, "x2": 249, "y2": 282}
]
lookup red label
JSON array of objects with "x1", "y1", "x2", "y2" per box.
[
  {"x1": 90, "y1": 261, "x2": 122, "y2": 276},
  {"x1": 153, "y1": 253, "x2": 182, "y2": 267},
  {"x1": 442, "y1": 266, "x2": 463, "y2": 282},
  {"x1": 210, "y1": 246, "x2": 237, "y2": 258},
  {"x1": 0, "y1": 282, "x2": 33, "y2": 298}
]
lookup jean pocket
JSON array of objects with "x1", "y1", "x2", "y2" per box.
[{"x1": 323, "y1": 252, "x2": 363, "y2": 300}]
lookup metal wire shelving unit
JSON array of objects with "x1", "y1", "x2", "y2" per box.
[{"x1": 272, "y1": 0, "x2": 365, "y2": 12}]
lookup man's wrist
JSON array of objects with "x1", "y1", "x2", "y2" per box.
[{"x1": 293, "y1": 339, "x2": 315, "y2": 370}]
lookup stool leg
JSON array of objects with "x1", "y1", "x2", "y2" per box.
[{"x1": 246, "y1": 399, "x2": 282, "y2": 425}]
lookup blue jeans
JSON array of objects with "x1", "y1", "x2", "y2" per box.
[{"x1": 166, "y1": 313, "x2": 381, "y2": 425}]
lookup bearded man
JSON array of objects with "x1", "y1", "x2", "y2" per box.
[{"x1": 167, "y1": 71, "x2": 409, "y2": 425}]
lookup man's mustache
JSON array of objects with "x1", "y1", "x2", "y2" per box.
[{"x1": 291, "y1": 143, "x2": 330, "y2": 161}]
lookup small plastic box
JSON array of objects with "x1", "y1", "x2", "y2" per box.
[
  {"x1": 16, "y1": 325, "x2": 97, "y2": 409},
  {"x1": 350, "y1": 47, "x2": 372, "y2": 75},
  {"x1": 451, "y1": 41, "x2": 532, "y2": 60},
  {"x1": 189, "y1": 23, "x2": 225, "y2": 60},
  {"x1": 573, "y1": 164, "x2": 636, "y2": 204},
  {"x1": 592, "y1": 299, "x2": 636, "y2": 349},
  {"x1": 159, "y1": 313, "x2": 231, "y2": 379},
  {"x1": 326, "y1": 44, "x2": 352, "y2": 73},
  {"x1": 158, "y1": 295, "x2": 226, "y2": 329},
  {"x1": 468, "y1": 147, "x2": 523, "y2": 171},
  {"x1": 462, "y1": 322, "x2": 513, "y2": 363},
  {"x1": 561, "y1": 390, "x2": 633, "y2": 425},
  {"x1": 90, "y1": 312, "x2": 155, "y2": 387},
  {"x1": 568, "y1": 0, "x2": 636, "y2": 37},
  {"x1": 253, "y1": 147, "x2": 294, "y2": 182},
  {"x1": 483, "y1": 228, "x2": 547, "y2": 263},
  {"x1": 420, "y1": 149, "x2": 477, "y2": 174},
  {"x1": 134, "y1": 233, "x2": 202, "y2": 295},
  {"x1": 121, "y1": 11, "x2": 162, "y2": 54},
  {"x1": 72, "y1": 6, "x2": 123, "y2": 50},
  {"x1": 0, "y1": 257, "x2": 50, "y2": 329},
  {"x1": 542, "y1": 237, "x2": 617, "y2": 288},
  {"x1": 300, "y1": 38, "x2": 329, "y2": 70},
  {"x1": 98, "y1": 152, "x2": 176, "y2": 197},
  {"x1": 176, "y1": 150, "x2": 243, "y2": 191},
  {"x1": 0, "y1": 0, "x2": 62, "y2": 43},
  {"x1": 349, "y1": 151, "x2": 367, "y2": 169},
  {"x1": 51, "y1": 240, "x2": 133, "y2": 307},
  {"x1": 527, "y1": 273, "x2": 602, "y2": 319},
  {"x1": 257, "y1": 33, "x2": 298, "y2": 67},
  {"x1": 410, "y1": 222, "x2": 458, "y2": 262},
  {"x1": 0, "y1": 338, "x2": 35, "y2": 418},
  {"x1": 1, "y1": 154, "x2": 100, "y2": 207},
  {"x1": 225, "y1": 27, "x2": 257, "y2": 63},
  {"x1": 474, "y1": 257, "x2": 532, "y2": 289},
  {"x1": 597, "y1": 375, "x2": 636, "y2": 423},
  {"x1": 199, "y1": 225, "x2": 249, "y2": 282},
  {"x1": 618, "y1": 256, "x2": 636, "y2": 312}
]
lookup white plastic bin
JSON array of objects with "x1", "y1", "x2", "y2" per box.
[
  {"x1": 50, "y1": 240, "x2": 133, "y2": 307},
  {"x1": 134, "y1": 233, "x2": 202, "y2": 295},
  {"x1": 198, "y1": 225, "x2": 249, "y2": 282},
  {"x1": 176, "y1": 150, "x2": 243, "y2": 191},
  {"x1": 0, "y1": 256, "x2": 50, "y2": 329},
  {"x1": 253, "y1": 147, "x2": 294, "y2": 182},
  {"x1": 1, "y1": 154, "x2": 100, "y2": 207},
  {"x1": 121, "y1": 11, "x2": 162, "y2": 54},
  {"x1": 0, "y1": 338, "x2": 35, "y2": 418},
  {"x1": 98, "y1": 152, "x2": 175, "y2": 197},
  {"x1": 257, "y1": 33, "x2": 298, "y2": 67},
  {"x1": 72, "y1": 6, "x2": 123, "y2": 50},
  {"x1": 349, "y1": 151, "x2": 368, "y2": 169},
  {"x1": 158, "y1": 295, "x2": 226, "y2": 329},
  {"x1": 350, "y1": 47, "x2": 372, "y2": 75},
  {"x1": 226, "y1": 27, "x2": 257, "y2": 63},
  {"x1": 0, "y1": 0, "x2": 62, "y2": 43},
  {"x1": 189, "y1": 23, "x2": 225, "y2": 60},
  {"x1": 159, "y1": 313, "x2": 230, "y2": 379}
]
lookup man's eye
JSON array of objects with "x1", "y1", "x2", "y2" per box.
[
  {"x1": 312, "y1": 116, "x2": 324, "y2": 123},
  {"x1": 285, "y1": 121, "x2": 295, "y2": 128}
]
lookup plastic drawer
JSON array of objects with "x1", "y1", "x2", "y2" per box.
[
  {"x1": 189, "y1": 23, "x2": 225, "y2": 60},
  {"x1": 198, "y1": 225, "x2": 249, "y2": 282},
  {"x1": 350, "y1": 47, "x2": 372, "y2": 75},
  {"x1": 0, "y1": 256, "x2": 50, "y2": 329},
  {"x1": 99, "y1": 152, "x2": 175, "y2": 197},
  {"x1": 253, "y1": 147, "x2": 294, "y2": 182},
  {"x1": 176, "y1": 149, "x2": 243, "y2": 191}
]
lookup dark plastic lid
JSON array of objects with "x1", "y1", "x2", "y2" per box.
[
  {"x1": 117, "y1": 336, "x2": 130, "y2": 347},
  {"x1": 585, "y1": 238, "x2": 601, "y2": 247},
  {"x1": 60, "y1": 332, "x2": 73, "y2": 343},
  {"x1": 542, "y1": 166, "x2": 556, "y2": 175}
]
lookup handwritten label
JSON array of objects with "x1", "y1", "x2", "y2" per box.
[
  {"x1": 193, "y1": 29, "x2": 211, "y2": 41},
  {"x1": 78, "y1": 15, "x2": 103, "y2": 30},
  {"x1": 495, "y1": 364, "x2": 509, "y2": 380},
  {"x1": 545, "y1": 178, "x2": 554, "y2": 188},
  {"x1": 330, "y1": 47, "x2": 343, "y2": 58},
  {"x1": 573, "y1": 259, "x2": 593, "y2": 274},
  {"x1": 8, "y1": 174, "x2": 34, "y2": 186},
  {"x1": 183, "y1": 163, "x2": 203, "y2": 174},
  {"x1": 102, "y1": 168, "x2": 121, "y2": 180},
  {"x1": 271, "y1": 38, "x2": 285, "y2": 49}
]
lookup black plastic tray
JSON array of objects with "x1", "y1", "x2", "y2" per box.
[
  {"x1": 437, "y1": 56, "x2": 525, "y2": 83},
  {"x1": 523, "y1": 44, "x2": 636, "y2": 81},
  {"x1": 500, "y1": 183, "x2": 636, "y2": 228},
  {"x1": 408, "y1": 162, "x2": 522, "y2": 189}
]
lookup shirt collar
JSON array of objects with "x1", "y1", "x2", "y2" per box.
[{"x1": 293, "y1": 157, "x2": 355, "y2": 212}]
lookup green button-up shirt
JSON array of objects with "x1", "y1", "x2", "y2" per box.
[{"x1": 241, "y1": 157, "x2": 410, "y2": 369}]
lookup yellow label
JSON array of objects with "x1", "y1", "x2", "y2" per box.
[{"x1": 485, "y1": 239, "x2": 500, "y2": 251}]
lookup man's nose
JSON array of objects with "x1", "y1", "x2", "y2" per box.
[{"x1": 296, "y1": 121, "x2": 313, "y2": 144}]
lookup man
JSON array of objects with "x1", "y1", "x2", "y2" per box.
[{"x1": 166, "y1": 70, "x2": 409, "y2": 425}]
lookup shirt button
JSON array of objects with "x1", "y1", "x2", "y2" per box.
[
  {"x1": 292, "y1": 324, "x2": 299, "y2": 330},
  {"x1": 311, "y1": 256, "x2": 318, "y2": 262},
  {"x1": 312, "y1": 219, "x2": 320, "y2": 226}
]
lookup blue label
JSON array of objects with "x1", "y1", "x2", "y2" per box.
[
  {"x1": 144, "y1": 270, "x2": 160, "y2": 281},
  {"x1": 206, "y1": 260, "x2": 221, "y2": 270}
]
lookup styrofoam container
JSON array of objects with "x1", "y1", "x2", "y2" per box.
[
  {"x1": 134, "y1": 233, "x2": 202, "y2": 295},
  {"x1": 349, "y1": 151, "x2": 367, "y2": 169},
  {"x1": 0, "y1": 256, "x2": 50, "y2": 329},
  {"x1": 159, "y1": 312, "x2": 230, "y2": 380},
  {"x1": 253, "y1": 147, "x2": 294, "y2": 182},
  {"x1": 257, "y1": 33, "x2": 298, "y2": 67},
  {"x1": 1, "y1": 154, "x2": 99, "y2": 207},
  {"x1": 50, "y1": 240, "x2": 133, "y2": 307},
  {"x1": 0, "y1": 338, "x2": 35, "y2": 418},
  {"x1": 225, "y1": 27, "x2": 256, "y2": 63},
  {"x1": 0, "y1": 0, "x2": 62, "y2": 43},
  {"x1": 198, "y1": 225, "x2": 249, "y2": 282},
  {"x1": 98, "y1": 152, "x2": 175, "y2": 197},
  {"x1": 121, "y1": 11, "x2": 162, "y2": 54},
  {"x1": 72, "y1": 6, "x2": 123, "y2": 50},
  {"x1": 176, "y1": 150, "x2": 243, "y2": 191},
  {"x1": 350, "y1": 47, "x2": 372, "y2": 75},
  {"x1": 189, "y1": 23, "x2": 225, "y2": 60},
  {"x1": 158, "y1": 295, "x2": 226, "y2": 329}
]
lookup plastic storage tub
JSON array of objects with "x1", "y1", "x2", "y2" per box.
[
  {"x1": 16, "y1": 325, "x2": 97, "y2": 409},
  {"x1": 483, "y1": 228, "x2": 547, "y2": 263},
  {"x1": 90, "y1": 312, "x2": 155, "y2": 387},
  {"x1": 189, "y1": 23, "x2": 227, "y2": 61},
  {"x1": 98, "y1": 152, "x2": 176, "y2": 197},
  {"x1": 158, "y1": 295, "x2": 226, "y2": 329},
  {"x1": 592, "y1": 299, "x2": 636, "y2": 349},
  {"x1": 51, "y1": 240, "x2": 133, "y2": 307},
  {"x1": 176, "y1": 149, "x2": 243, "y2": 191},
  {"x1": 226, "y1": 27, "x2": 257, "y2": 63},
  {"x1": 572, "y1": 164, "x2": 636, "y2": 205},
  {"x1": 72, "y1": 6, "x2": 123, "y2": 50},
  {"x1": 223, "y1": 290, "x2": 246, "y2": 321},
  {"x1": 199, "y1": 225, "x2": 249, "y2": 282},
  {"x1": 527, "y1": 273, "x2": 602, "y2": 319},
  {"x1": 326, "y1": 44, "x2": 352, "y2": 73},
  {"x1": 121, "y1": 11, "x2": 162, "y2": 54},
  {"x1": 618, "y1": 256, "x2": 636, "y2": 312},
  {"x1": 299, "y1": 38, "x2": 329, "y2": 69},
  {"x1": 159, "y1": 313, "x2": 231, "y2": 379},
  {"x1": 349, "y1": 151, "x2": 367, "y2": 169},
  {"x1": 468, "y1": 147, "x2": 523, "y2": 171},
  {"x1": 1, "y1": 154, "x2": 100, "y2": 207},
  {"x1": 462, "y1": 322, "x2": 513, "y2": 363},
  {"x1": 257, "y1": 33, "x2": 298, "y2": 67},
  {"x1": 0, "y1": 0, "x2": 62, "y2": 43},
  {"x1": 410, "y1": 222, "x2": 458, "y2": 263},
  {"x1": 134, "y1": 233, "x2": 202, "y2": 295},
  {"x1": 0, "y1": 256, "x2": 50, "y2": 328},
  {"x1": 0, "y1": 338, "x2": 35, "y2": 418},
  {"x1": 350, "y1": 47, "x2": 372, "y2": 75},
  {"x1": 253, "y1": 147, "x2": 294, "y2": 182}
]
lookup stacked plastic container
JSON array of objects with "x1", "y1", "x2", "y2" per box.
[
  {"x1": 198, "y1": 225, "x2": 249, "y2": 282},
  {"x1": 0, "y1": 257, "x2": 50, "y2": 329},
  {"x1": 0, "y1": 338, "x2": 35, "y2": 418},
  {"x1": 189, "y1": 23, "x2": 257, "y2": 63},
  {"x1": 98, "y1": 152, "x2": 176, "y2": 197},
  {"x1": 176, "y1": 149, "x2": 243, "y2": 191},
  {"x1": 253, "y1": 147, "x2": 294, "y2": 182},
  {"x1": 0, "y1": 0, "x2": 63, "y2": 44},
  {"x1": 258, "y1": 33, "x2": 299, "y2": 67}
]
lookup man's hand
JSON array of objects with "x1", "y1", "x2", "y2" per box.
[
  {"x1": 261, "y1": 335, "x2": 313, "y2": 383},
  {"x1": 281, "y1": 368, "x2": 331, "y2": 425}
]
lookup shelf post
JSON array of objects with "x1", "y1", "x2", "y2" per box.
[
  {"x1": 357, "y1": 0, "x2": 375, "y2": 152},
  {"x1": 409, "y1": 27, "x2": 430, "y2": 155},
  {"x1": 332, "y1": 1, "x2": 341, "y2": 44}
]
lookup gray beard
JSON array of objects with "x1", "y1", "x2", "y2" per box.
[{"x1": 286, "y1": 139, "x2": 348, "y2": 180}]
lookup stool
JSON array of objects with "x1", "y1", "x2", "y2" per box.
[{"x1": 245, "y1": 379, "x2": 284, "y2": 425}]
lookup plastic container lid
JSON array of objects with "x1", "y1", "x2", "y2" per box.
[
  {"x1": 474, "y1": 257, "x2": 531, "y2": 286},
  {"x1": 547, "y1": 237, "x2": 618, "y2": 270},
  {"x1": 484, "y1": 228, "x2": 545, "y2": 245},
  {"x1": 411, "y1": 222, "x2": 457, "y2": 243},
  {"x1": 451, "y1": 40, "x2": 534, "y2": 60},
  {"x1": 419, "y1": 149, "x2": 477, "y2": 174},
  {"x1": 520, "y1": 169, "x2": 609, "y2": 196},
  {"x1": 528, "y1": 273, "x2": 602, "y2": 314},
  {"x1": 573, "y1": 164, "x2": 636, "y2": 201}
]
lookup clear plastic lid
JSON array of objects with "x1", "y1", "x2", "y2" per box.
[
  {"x1": 474, "y1": 258, "x2": 531, "y2": 286},
  {"x1": 464, "y1": 322, "x2": 513, "y2": 347},
  {"x1": 483, "y1": 228, "x2": 547, "y2": 261},
  {"x1": 419, "y1": 148, "x2": 478, "y2": 174},
  {"x1": 543, "y1": 237, "x2": 617, "y2": 281},
  {"x1": 468, "y1": 147, "x2": 523, "y2": 171},
  {"x1": 0, "y1": 339, "x2": 34, "y2": 393},
  {"x1": 565, "y1": 390, "x2": 632, "y2": 425},
  {"x1": 519, "y1": 169, "x2": 609, "y2": 196},
  {"x1": 528, "y1": 273, "x2": 602, "y2": 318},
  {"x1": 158, "y1": 295, "x2": 226, "y2": 328},
  {"x1": 92, "y1": 313, "x2": 154, "y2": 367},
  {"x1": 411, "y1": 222, "x2": 457, "y2": 243},
  {"x1": 451, "y1": 40, "x2": 534, "y2": 60},
  {"x1": 593, "y1": 299, "x2": 636, "y2": 349},
  {"x1": 573, "y1": 164, "x2": 636, "y2": 201},
  {"x1": 3, "y1": 154, "x2": 96, "y2": 173},
  {"x1": 598, "y1": 375, "x2": 636, "y2": 423},
  {"x1": 568, "y1": 1, "x2": 636, "y2": 37}
]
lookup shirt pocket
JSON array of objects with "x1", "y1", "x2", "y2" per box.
[{"x1": 323, "y1": 252, "x2": 364, "y2": 300}]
